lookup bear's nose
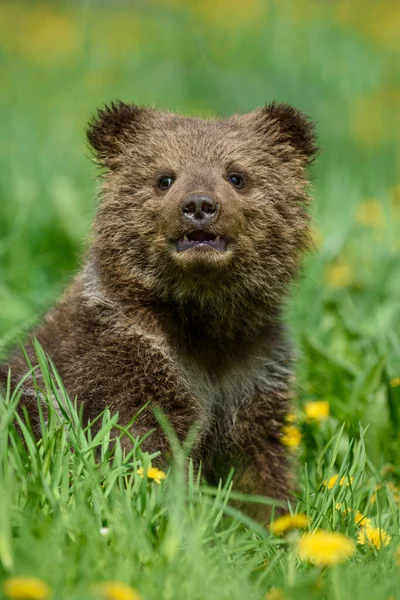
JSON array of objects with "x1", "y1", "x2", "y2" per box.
[{"x1": 181, "y1": 194, "x2": 219, "y2": 225}]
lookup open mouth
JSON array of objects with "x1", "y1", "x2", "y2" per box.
[{"x1": 176, "y1": 231, "x2": 227, "y2": 252}]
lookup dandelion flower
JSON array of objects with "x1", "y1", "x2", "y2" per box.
[
  {"x1": 325, "y1": 264, "x2": 354, "y2": 289},
  {"x1": 336, "y1": 505, "x2": 371, "y2": 528},
  {"x1": 280, "y1": 425, "x2": 301, "y2": 449},
  {"x1": 2, "y1": 577, "x2": 51, "y2": 600},
  {"x1": 304, "y1": 401, "x2": 330, "y2": 422},
  {"x1": 353, "y1": 510, "x2": 371, "y2": 528},
  {"x1": 270, "y1": 513, "x2": 310, "y2": 536},
  {"x1": 94, "y1": 581, "x2": 142, "y2": 600},
  {"x1": 137, "y1": 466, "x2": 166, "y2": 484},
  {"x1": 298, "y1": 531, "x2": 355, "y2": 566},
  {"x1": 357, "y1": 527, "x2": 391, "y2": 549},
  {"x1": 285, "y1": 413, "x2": 297, "y2": 423},
  {"x1": 324, "y1": 474, "x2": 354, "y2": 489}
]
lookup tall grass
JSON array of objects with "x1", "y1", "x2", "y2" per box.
[{"x1": 0, "y1": 347, "x2": 399, "y2": 599}]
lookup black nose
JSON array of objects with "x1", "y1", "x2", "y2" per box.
[{"x1": 181, "y1": 194, "x2": 219, "y2": 225}]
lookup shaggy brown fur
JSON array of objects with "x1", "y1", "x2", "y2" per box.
[{"x1": 0, "y1": 101, "x2": 318, "y2": 519}]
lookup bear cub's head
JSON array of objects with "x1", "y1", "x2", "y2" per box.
[{"x1": 87, "y1": 102, "x2": 318, "y2": 314}]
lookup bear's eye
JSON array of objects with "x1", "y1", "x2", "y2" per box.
[
  {"x1": 157, "y1": 175, "x2": 175, "y2": 190},
  {"x1": 227, "y1": 172, "x2": 246, "y2": 190}
]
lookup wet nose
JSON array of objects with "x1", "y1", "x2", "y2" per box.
[{"x1": 181, "y1": 194, "x2": 219, "y2": 225}]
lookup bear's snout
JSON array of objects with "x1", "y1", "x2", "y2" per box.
[{"x1": 181, "y1": 194, "x2": 219, "y2": 227}]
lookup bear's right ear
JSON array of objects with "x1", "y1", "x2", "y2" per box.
[{"x1": 86, "y1": 101, "x2": 148, "y2": 168}]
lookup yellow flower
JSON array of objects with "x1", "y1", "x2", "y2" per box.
[
  {"x1": 94, "y1": 581, "x2": 142, "y2": 600},
  {"x1": 285, "y1": 412, "x2": 297, "y2": 423},
  {"x1": 390, "y1": 184, "x2": 400, "y2": 220},
  {"x1": 336, "y1": 505, "x2": 371, "y2": 528},
  {"x1": 6, "y1": 6, "x2": 81, "y2": 68},
  {"x1": 298, "y1": 531, "x2": 355, "y2": 566},
  {"x1": 191, "y1": 0, "x2": 267, "y2": 33},
  {"x1": 390, "y1": 377, "x2": 400, "y2": 387},
  {"x1": 325, "y1": 263, "x2": 354, "y2": 289},
  {"x1": 353, "y1": 511, "x2": 371, "y2": 528},
  {"x1": 2, "y1": 577, "x2": 51, "y2": 600},
  {"x1": 355, "y1": 199, "x2": 385, "y2": 230},
  {"x1": 304, "y1": 401, "x2": 330, "y2": 422},
  {"x1": 324, "y1": 474, "x2": 354, "y2": 490},
  {"x1": 280, "y1": 425, "x2": 301, "y2": 449},
  {"x1": 265, "y1": 588, "x2": 287, "y2": 600},
  {"x1": 270, "y1": 513, "x2": 310, "y2": 536},
  {"x1": 357, "y1": 527, "x2": 391, "y2": 549},
  {"x1": 137, "y1": 466, "x2": 166, "y2": 484}
]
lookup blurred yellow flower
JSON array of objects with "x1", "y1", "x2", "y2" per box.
[
  {"x1": 353, "y1": 510, "x2": 371, "y2": 528},
  {"x1": 280, "y1": 0, "x2": 325, "y2": 24},
  {"x1": 355, "y1": 200, "x2": 385, "y2": 230},
  {"x1": 357, "y1": 526, "x2": 391, "y2": 549},
  {"x1": 94, "y1": 582, "x2": 141, "y2": 600},
  {"x1": 336, "y1": 505, "x2": 371, "y2": 528},
  {"x1": 390, "y1": 377, "x2": 400, "y2": 387},
  {"x1": 285, "y1": 412, "x2": 297, "y2": 423},
  {"x1": 304, "y1": 401, "x2": 330, "y2": 422},
  {"x1": 390, "y1": 184, "x2": 400, "y2": 220},
  {"x1": 192, "y1": 0, "x2": 267, "y2": 33},
  {"x1": 137, "y1": 466, "x2": 166, "y2": 484},
  {"x1": 298, "y1": 531, "x2": 355, "y2": 566},
  {"x1": 2, "y1": 5, "x2": 81, "y2": 68},
  {"x1": 324, "y1": 474, "x2": 354, "y2": 490},
  {"x1": 325, "y1": 263, "x2": 354, "y2": 289},
  {"x1": 265, "y1": 588, "x2": 287, "y2": 600},
  {"x1": 270, "y1": 513, "x2": 310, "y2": 536},
  {"x1": 2, "y1": 577, "x2": 51, "y2": 600},
  {"x1": 281, "y1": 425, "x2": 301, "y2": 449},
  {"x1": 335, "y1": 1, "x2": 400, "y2": 55},
  {"x1": 158, "y1": 0, "x2": 267, "y2": 32}
]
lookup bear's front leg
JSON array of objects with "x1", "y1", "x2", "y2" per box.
[
  {"x1": 78, "y1": 332, "x2": 211, "y2": 466},
  {"x1": 203, "y1": 386, "x2": 292, "y2": 522}
]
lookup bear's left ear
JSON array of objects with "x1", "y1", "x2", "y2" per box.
[
  {"x1": 257, "y1": 102, "x2": 319, "y2": 164},
  {"x1": 86, "y1": 101, "x2": 150, "y2": 168}
]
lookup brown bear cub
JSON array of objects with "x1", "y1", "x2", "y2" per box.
[{"x1": 0, "y1": 101, "x2": 318, "y2": 516}]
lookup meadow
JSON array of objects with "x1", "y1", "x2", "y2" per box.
[{"x1": 0, "y1": 1, "x2": 400, "y2": 598}]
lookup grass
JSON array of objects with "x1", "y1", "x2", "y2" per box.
[
  {"x1": 0, "y1": 348, "x2": 399, "y2": 599},
  {"x1": 1, "y1": 1, "x2": 400, "y2": 598}
]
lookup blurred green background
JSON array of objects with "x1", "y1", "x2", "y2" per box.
[{"x1": 1, "y1": 0, "x2": 400, "y2": 466}]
